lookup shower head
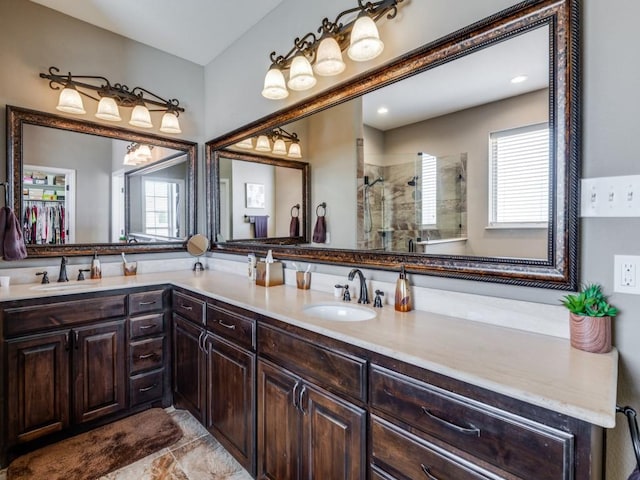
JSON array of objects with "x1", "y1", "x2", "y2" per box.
[
  {"x1": 365, "y1": 176, "x2": 384, "y2": 188},
  {"x1": 408, "y1": 176, "x2": 419, "y2": 186}
]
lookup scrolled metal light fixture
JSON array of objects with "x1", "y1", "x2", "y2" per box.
[
  {"x1": 262, "y1": 0, "x2": 404, "y2": 100},
  {"x1": 40, "y1": 66, "x2": 185, "y2": 134},
  {"x1": 123, "y1": 142, "x2": 154, "y2": 166},
  {"x1": 235, "y1": 127, "x2": 302, "y2": 159}
]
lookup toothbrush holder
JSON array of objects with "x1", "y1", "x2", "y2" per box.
[
  {"x1": 296, "y1": 271, "x2": 311, "y2": 290},
  {"x1": 123, "y1": 261, "x2": 138, "y2": 276}
]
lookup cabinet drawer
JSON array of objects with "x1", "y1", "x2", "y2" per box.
[
  {"x1": 172, "y1": 291, "x2": 205, "y2": 325},
  {"x1": 207, "y1": 303, "x2": 255, "y2": 350},
  {"x1": 4, "y1": 295, "x2": 126, "y2": 337},
  {"x1": 130, "y1": 313, "x2": 165, "y2": 340},
  {"x1": 258, "y1": 324, "x2": 366, "y2": 402},
  {"x1": 130, "y1": 337, "x2": 164, "y2": 374},
  {"x1": 371, "y1": 416, "x2": 498, "y2": 480},
  {"x1": 129, "y1": 290, "x2": 164, "y2": 316},
  {"x1": 130, "y1": 369, "x2": 164, "y2": 406},
  {"x1": 370, "y1": 366, "x2": 572, "y2": 480}
]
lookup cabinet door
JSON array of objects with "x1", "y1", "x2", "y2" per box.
[
  {"x1": 172, "y1": 315, "x2": 206, "y2": 422},
  {"x1": 257, "y1": 360, "x2": 301, "y2": 480},
  {"x1": 72, "y1": 320, "x2": 126, "y2": 424},
  {"x1": 6, "y1": 331, "x2": 70, "y2": 444},
  {"x1": 206, "y1": 334, "x2": 255, "y2": 475},
  {"x1": 301, "y1": 384, "x2": 366, "y2": 480}
]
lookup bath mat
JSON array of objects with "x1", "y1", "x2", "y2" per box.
[{"x1": 7, "y1": 408, "x2": 183, "y2": 480}]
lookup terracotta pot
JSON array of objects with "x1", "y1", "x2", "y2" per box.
[{"x1": 569, "y1": 313, "x2": 612, "y2": 353}]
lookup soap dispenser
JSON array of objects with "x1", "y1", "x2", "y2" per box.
[
  {"x1": 90, "y1": 251, "x2": 102, "y2": 279},
  {"x1": 394, "y1": 265, "x2": 412, "y2": 312}
]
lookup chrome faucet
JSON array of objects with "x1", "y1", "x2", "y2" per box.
[
  {"x1": 58, "y1": 256, "x2": 69, "y2": 282},
  {"x1": 348, "y1": 268, "x2": 370, "y2": 304}
]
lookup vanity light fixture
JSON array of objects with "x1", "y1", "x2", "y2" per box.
[
  {"x1": 234, "y1": 128, "x2": 303, "y2": 159},
  {"x1": 40, "y1": 66, "x2": 184, "y2": 134},
  {"x1": 123, "y1": 143, "x2": 154, "y2": 166},
  {"x1": 261, "y1": 0, "x2": 404, "y2": 100}
]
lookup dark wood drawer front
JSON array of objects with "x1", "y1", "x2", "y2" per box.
[
  {"x1": 130, "y1": 369, "x2": 164, "y2": 406},
  {"x1": 129, "y1": 290, "x2": 164, "y2": 316},
  {"x1": 371, "y1": 416, "x2": 496, "y2": 480},
  {"x1": 259, "y1": 324, "x2": 366, "y2": 402},
  {"x1": 4, "y1": 295, "x2": 126, "y2": 337},
  {"x1": 207, "y1": 304, "x2": 255, "y2": 350},
  {"x1": 370, "y1": 366, "x2": 572, "y2": 480},
  {"x1": 172, "y1": 291, "x2": 205, "y2": 325},
  {"x1": 130, "y1": 314, "x2": 165, "y2": 339},
  {"x1": 130, "y1": 337, "x2": 164, "y2": 374}
]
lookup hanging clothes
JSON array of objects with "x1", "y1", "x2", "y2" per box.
[{"x1": 22, "y1": 201, "x2": 66, "y2": 245}]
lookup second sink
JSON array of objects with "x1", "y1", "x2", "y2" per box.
[{"x1": 303, "y1": 302, "x2": 376, "y2": 322}]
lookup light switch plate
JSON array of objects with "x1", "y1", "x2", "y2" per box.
[{"x1": 581, "y1": 176, "x2": 640, "y2": 217}]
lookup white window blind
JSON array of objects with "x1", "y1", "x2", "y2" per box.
[
  {"x1": 421, "y1": 153, "x2": 437, "y2": 226},
  {"x1": 489, "y1": 123, "x2": 549, "y2": 226}
]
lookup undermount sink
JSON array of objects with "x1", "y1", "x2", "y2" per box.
[
  {"x1": 29, "y1": 281, "x2": 101, "y2": 292},
  {"x1": 303, "y1": 302, "x2": 376, "y2": 322}
]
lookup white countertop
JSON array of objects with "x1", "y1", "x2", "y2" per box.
[{"x1": 0, "y1": 269, "x2": 618, "y2": 428}]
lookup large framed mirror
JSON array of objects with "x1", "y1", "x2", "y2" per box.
[
  {"x1": 7, "y1": 105, "x2": 197, "y2": 257},
  {"x1": 206, "y1": 0, "x2": 579, "y2": 290}
]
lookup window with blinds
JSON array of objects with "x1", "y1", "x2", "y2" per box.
[
  {"x1": 489, "y1": 123, "x2": 549, "y2": 227},
  {"x1": 421, "y1": 153, "x2": 437, "y2": 226}
]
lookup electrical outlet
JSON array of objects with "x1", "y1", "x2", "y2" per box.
[{"x1": 614, "y1": 255, "x2": 640, "y2": 294}]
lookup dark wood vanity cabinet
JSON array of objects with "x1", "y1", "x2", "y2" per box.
[
  {"x1": 257, "y1": 323, "x2": 367, "y2": 480},
  {"x1": 1, "y1": 287, "x2": 170, "y2": 464}
]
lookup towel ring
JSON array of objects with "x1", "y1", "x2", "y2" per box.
[
  {"x1": 316, "y1": 202, "x2": 326, "y2": 217},
  {"x1": 290, "y1": 204, "x2": 300, "y2": 217}
]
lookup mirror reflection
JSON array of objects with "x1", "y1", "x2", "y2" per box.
[
  {"x1": 215, "y1": 150, "x2": 309, "y2": 244},
  {"x1": 8, "y1": 105, "x2": 197, "y2": 256}
]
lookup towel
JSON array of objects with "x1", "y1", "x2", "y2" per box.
[
  {"x1": 289, "y1": 216, "x2": 300, "y2": 237},
  {"x1": 312, "y1": 215, "x2": 326, "y2": 243},
  {"x1": 0, "y1": 206, "x2": 28, "y2": 260},
  {"x1": 629, "y1": 468, "x2": 640, "y2": 480},
  {"x1": 254, "y1": 215, "x2": 268, "y2": 238}
]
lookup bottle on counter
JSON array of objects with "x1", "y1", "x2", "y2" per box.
[
  {"x1": 248, "y1": 253, "x2": 256, "y2": 281},
  {"x1": 394, "y1": 265, "x2": 412, "y2": 312},
  {"x1": 90, "y1": 251, "x2": 102, "y2": 279}
]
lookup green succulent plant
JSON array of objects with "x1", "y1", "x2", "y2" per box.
[{"x1": 561, "y1": 283, "x2": 619, "y2": 317}]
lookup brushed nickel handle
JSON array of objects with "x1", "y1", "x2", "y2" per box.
[
  {"x1": 139, "y1": 353, "x2": 155, "y2": 360},
  {"x1": 292, "y1": 381, "x2": 301, "y2": 408},
  {"x1": 139, "y1": 383, "x2": 158, "y2": 393},
  {"x1": 421, "y1": 407, "x2": 480, "y2": 437},
  {"x1": 180, "y1": 304, "x2": 193, "y2": 311},
  {"x1": 73, "y1": 330, "x2": 79, "y2": 349},
  {"x1": 420, "y1": 464, "x2": 439, "y2": 480},
  {"x1": 64, "y1": 331, "x2": 71, "y2": 351},
  {"x1": 218, "y1": 320, "x2": 236, "y2": 330},
  {"x1": 139, "y1": 301, "x2": 156, "y2": 306},
  {"x1": 299, "y1": 385, "x2": 308, "y2": 415},
  {"x1": 139, "y1": 324, "x2": 156, "y2": 330}
]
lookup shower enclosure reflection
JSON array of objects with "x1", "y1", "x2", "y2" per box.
[{"x1": 359, "y1": 153, "x2": 467, "y2": 253}]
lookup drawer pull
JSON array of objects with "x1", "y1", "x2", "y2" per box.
[
  {"x1": 180, "y1": 304, "x2": 193, "y2": 311},
  {"x1": 420, "y1": 464, "x2": 439, "y2": 480},
  {"x1": 292, "y1": 381, "x2": 301, "y2": 408},
  {"x1": 139, "y1": 383, "x2": 159, "y2": 393},
  {"x1": 139, "y1": 324, "x2": 156, "y2": 330},
  {"x1": 218, "y1": 320, "x2": 236, "y2": 330},
  {"x1": 139, "y1": 301, "x2": 157, "y2": 306},
  {"x1": 139, "y1": 353, "x2": 155, "y2": 360},
  {"x1": 421, "y1": 407, "x2": 480, "y2": 437}
]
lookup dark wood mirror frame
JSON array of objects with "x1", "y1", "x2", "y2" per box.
[
  {"x1": 205, "y1": 0, "x2": 579, "y2": 290},
  {"x1": 7, "y1": 105, "x2": 197, "y2": 257},
  {"x1": 211, "y1": 149, "x2": 311, "y2": 245}
]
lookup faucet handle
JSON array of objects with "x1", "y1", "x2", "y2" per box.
[
  {"x1": 341, "y1": 285, "x2": 351, "y2": 302},
  {"x1": 373, "y1": 290, "x2": 384, "y2": 308},
  {"x1": 36, "y1": 271, "x2": 50, "y2": 284},
  {"x1": 77, "y1": 269, "x2": 91, "y2": 281}
]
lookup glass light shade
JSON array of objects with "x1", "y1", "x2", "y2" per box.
[
  {"x1": 255, "y1": 135, "x2": 271, "y2": 152},
  {"x1": 272, "y1": 138, "x2": 287, "y2": 155},
  {"x1": 287, "y1": 54, "x2": 317, "y2": 91},
  {"x1": 56, "y1": 87, "x2": 86, "y2": 114},
  {"x1": 95, "y1": 97, "x2": 121, "y2": 121},
  {"x1": 123, "y1": 152, "x2": 136, "y2": 166},
  {"x1": 348, "y1": 15, "x2": 384, "y2": 62},
  {"x1": 314, "y1": 36, "x2": 346, "y2": 76},
  {"x1": 235, "y1": 138, "x2": 254, "y2": 149},
  {"x1": 134, "y1": 144, "x2": 153, "y2": 163},
  {"x1": 287, "y1": 142, "x2": 302, "y2": 159},
  {"x1": 129, "y1": 104, "x2": 153, "y2": 128},
  {"x1": 262, "y1": 66, "x2": 289, "y2": 100},
  {"x1": 160, "y1": 111, "x2": 182, "y2": 134}
]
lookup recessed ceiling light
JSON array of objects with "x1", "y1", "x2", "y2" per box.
[
  {"x1": 511, "y1": 75, "x2": 528, "y2": 84},
  {"x1": 377, "y1": 106, "x2": 389, "y2": 114}
]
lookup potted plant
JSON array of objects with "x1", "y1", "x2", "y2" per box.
[{"x1": 562, "y1": 283, "x2": 618, "y2": 353}]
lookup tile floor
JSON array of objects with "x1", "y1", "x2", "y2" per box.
[{"x1": 0, "y1": 408, "x2": 253, "y2": 480}]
